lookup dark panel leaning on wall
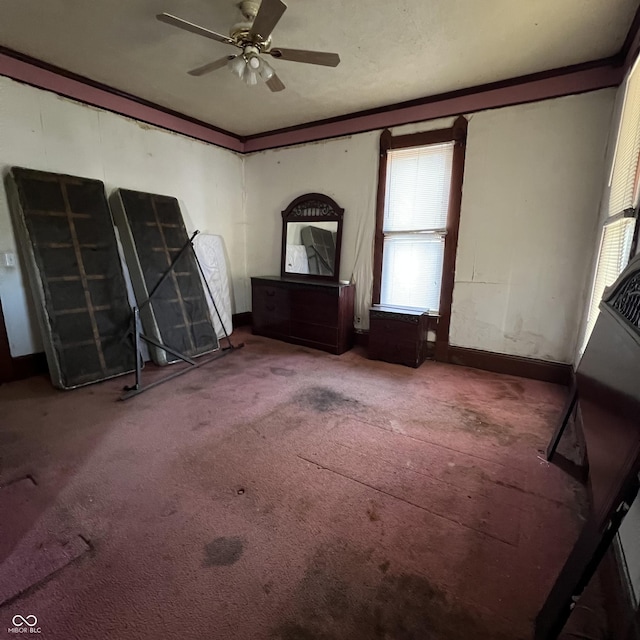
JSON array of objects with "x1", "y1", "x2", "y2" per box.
[{"x1": 0, "y1": 298, "x2": 48, "y2": 384}]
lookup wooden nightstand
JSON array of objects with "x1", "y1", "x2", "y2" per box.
[{"x1": 368, "y1": 305, "x2": 438, "y2": 368}]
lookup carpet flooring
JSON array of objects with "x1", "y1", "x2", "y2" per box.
[{"x1": 0, "y1": 329, "x2": 602, "y2": 639}]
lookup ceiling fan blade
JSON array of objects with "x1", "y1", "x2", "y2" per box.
[
  {"x1": 249, "y1": 0, "x2": 287, "y2": 41},
  {"x1": 266, "y1": 73, "x2": 285, "y2": 92},
  {"x1": 269, "y1": 48, "x2": 340, "y2": 67},
  {"x1": 156, "y1": 13, "x2": 238, "y2": 47},
  {"x1": 188, "y1": 56, "x2": 236, "y2": 76}
]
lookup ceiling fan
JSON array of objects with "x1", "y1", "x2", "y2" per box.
[{"x1": 156, "y1": 0, "x2": 341, "y2": 92}]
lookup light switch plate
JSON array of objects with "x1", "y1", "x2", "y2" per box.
[{"x1": 2, "y1": 252, "x2": 16, "y2": 267}]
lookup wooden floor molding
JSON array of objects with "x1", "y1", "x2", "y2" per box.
[
  {"x1": 8, "y1": 352, "x2": 48, "y2": 382},
  {"x1": 0, "y1": 299, "x2": 48, "y2": 384},
  {"x1": 0, "y1": 310, "x2": 574, "y2": 387},
  {"x1": 232, "y1": 312, "x2": 252, "y2": 327},
  {"x1": 1, "y1": 313, "x2": 252, "y2": 385},
  {"x1": 354, "y1": 331, "x2": 369, "y2": 349},
  {"x1": 446, "y1": 345, "x2": 572, "y2": 385}
]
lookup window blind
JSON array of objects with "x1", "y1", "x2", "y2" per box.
[
  {"x1": 581, "y1": 60, "x2": 640, "y2": 352},
  {"x1": 609, "y1": 66, "x2": 640, "y2": 217},
  {"x1": 384, "y1": 143, "x2": 454, "y2": 232},
  {"x1": 380, "y1": 142, "x2": 454, "y2": 313},
  {"x1": 584, "y1": 217, "x2": 636, "y2": 345}
]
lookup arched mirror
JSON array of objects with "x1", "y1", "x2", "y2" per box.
[{"x1": 280, "y1": 193, "x2": 344, "y2": 282}]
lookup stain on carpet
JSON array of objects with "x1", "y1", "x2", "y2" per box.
[
  {"x1": 273, "y1": 544, "x2": 517, "y2": 640},
  {"x1": 298, "y1": 387, "x2": 360, "y2": 413},
  {"x1": 492, "y1": 379, "x2": 525, "y2": 401},
  {"x1": 271, "y1": 367, "x2": 296, "y2": 377},
  {"x1": 366, "y1": 503, "x2": 380, "y2": 522},
  {"x1": 203, "y1": 536, "x2": 244, "y2": 567},
  {"x1": 457, "y1": 408, "x2": 518, "y2": 447},
  {"x1": 179, "y1": 384, "x2": 206, "y2": 394}
]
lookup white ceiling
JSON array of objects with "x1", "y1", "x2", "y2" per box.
[{"x1": 0, "y1": 0, "x2": 637, "y2": 136}]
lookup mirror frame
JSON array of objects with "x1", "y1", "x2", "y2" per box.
[{"x1": 280, "y1": 193, "x2": 344, "y2": 283}]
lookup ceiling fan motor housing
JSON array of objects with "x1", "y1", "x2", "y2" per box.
[
  {"x1": 238, "y1": 0, "x2": 260, "y2": 21},
  {"x1": 231, "y1": 0, "x2": 271, "y2": 47}
]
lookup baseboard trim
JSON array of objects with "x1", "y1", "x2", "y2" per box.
[
  {"x1": 354, "y1": 331, "x2": 369, "y2": 348},
  {"x1": 1, "y1": 352, "x2": 48, "y2": 384},
  {"x1": 447, "y1": 346, "x2": 572, "y2": 385},
  {"x1": 232, "y1": 312, "x2": 252, "y2": 327},
  {"x1": 0, "y1": 299, "x2": 49, "y2": 384},
  {"x1": 3, "y1": 314, "x2": 252, "y2": 385}
]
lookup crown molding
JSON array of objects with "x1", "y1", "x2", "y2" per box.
[
  {"x1": 1, "y1": 3, "x2": 639, "y2": 155},
  {"x1": 243, "y1": 59, "x2": 623, "y2": 152},
  {"x1": 0, "y1": 46, "x2": 244, "y2": 153}
]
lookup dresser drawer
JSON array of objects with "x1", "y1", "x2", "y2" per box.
[
  {"x1": 253, "y1": 313, "x2": 290, "y2": 337},
  {"x1": 290, "y1": 289, "x2": 338, "y2": 325},
  {"x1": 252, "y1": 284, "x2": 290, "y2": 312},
  {"x1": 290, "y1": 321, "x2": 339, "y2": 346}
]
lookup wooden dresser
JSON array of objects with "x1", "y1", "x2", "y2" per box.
[
  {"x1": 368, "y1": 304, "x2": 438, "y2": 368},
  {"x1": 251, "y1": 276, "x2": 355, "y2": 355}
]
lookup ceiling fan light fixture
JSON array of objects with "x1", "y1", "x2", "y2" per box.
[
  {"x1": 243, "y1": 65, "x2": 259, "y2": 86},
  {"x1": 258, "y1": 58, "x2": 275, "y2": 81},
  {"x1": 158, "y1": 0, "x2": 341, "y2": 93},
  {"x1": 227, "y1": 54, "x2": 246, "y2": 78}
]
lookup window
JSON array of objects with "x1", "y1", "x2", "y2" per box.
[
  {"x1": 381, "y1": 143, "x2": 454, "y2": 311},
  {"x1": 582, "y1": 61, "x2": 640, "y2": 351},
  {"x1": 373, "y1": 117, "x2": 467, "y2": 358}
]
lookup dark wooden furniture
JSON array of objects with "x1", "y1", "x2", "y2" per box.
[
  {"x1": 537, "y1": 254, "x2": 640, "y2": 639},
  {"x1": 368, "y1": 304, "x2": 438, "y2": 368},
  {"x1": 251, "y1": 276, "x2": 355, "y2": 355},
  {"x1": 281, "y1": 193, "x2": 344, "y2": 282}
]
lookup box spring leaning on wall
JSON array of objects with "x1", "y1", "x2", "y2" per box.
[
  {"x1": 5, "y1": 167, "x2": 136, "y2": 389},
  {"x1": 110, "y1": 188, "x2": 218, "y2": 366}
]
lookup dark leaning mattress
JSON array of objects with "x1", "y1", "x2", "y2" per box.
[
  {"x1": 6, "y1": 167, "x2": 135, "y2": 389},
  {"x1": 110, "y1": 188, "x2": 218, "y2": 365}
]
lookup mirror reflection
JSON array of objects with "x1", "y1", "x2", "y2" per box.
[{"x1": 285, "y1": 222, "x2": 338, "y2": 276}]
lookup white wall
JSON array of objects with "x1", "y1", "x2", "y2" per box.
[
  {"x1": 245, "y1": 132, "x2": 380, "y2": 327},
  {"x1": 0, "y1": 76, "x2": 246, "y2": 358},
  {"x1": 452, "y1": 94, "x2": 613, "y2": 361},
  {"x1": 245, "y1": 90, "x2": 615, "y2": 363},
  {"x1": 0, "y1": 78, "x2": 616, "y2": 364}
]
